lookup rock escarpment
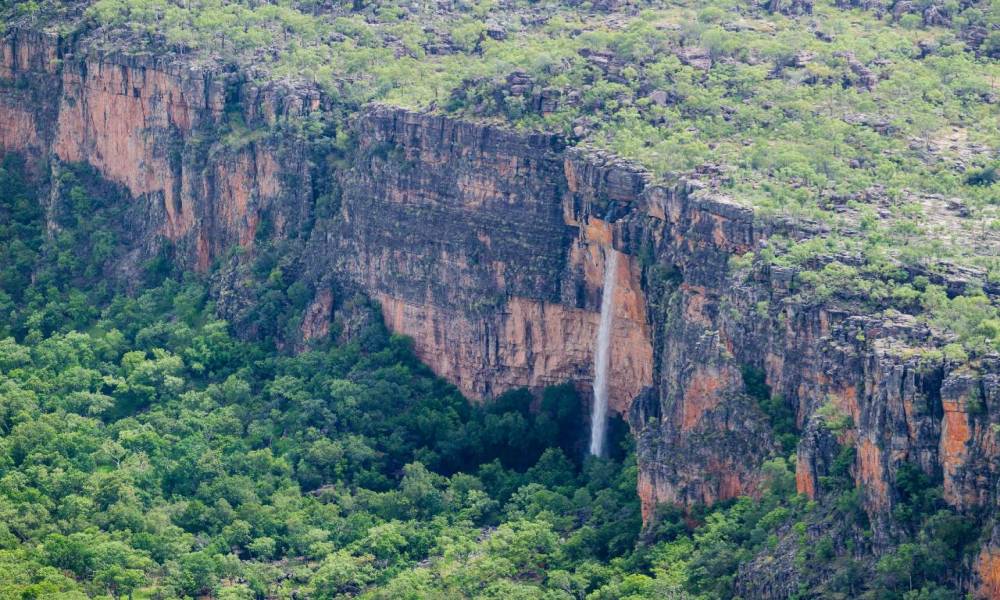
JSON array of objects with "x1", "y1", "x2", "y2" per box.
[
  {"x1": 2, "y1": 28, "x2": 998, "y2": 596},
  {"x1": 1, "y1": 28, "x2": 320, "y2": 272},
  {"x1": 305, "y1": 106, "x2": 654, "y2": 410}
]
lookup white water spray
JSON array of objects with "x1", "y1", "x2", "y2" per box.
[{"x1": 589, "y1": 249, "x2": 618, "y2": 457}]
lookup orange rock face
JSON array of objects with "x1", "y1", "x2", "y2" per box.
[
  {"x1": 637, "y1": 469, "x2": 657, "y2": 523},
  {"x1": 53, "y1": 58, "x2": 200, "y2": 238},
  {"x1": 795, "y1": 452, "x2": 817, "y2": 498},
  {"x1": 0, "y1": 100, "x2": 38, "y2": 152},
  {"x1": 575, "y1": 220, "x2": 654, "y2": 412},
  {"x1": 376, "y1": 293, "x2": 590, "y2": 400},
  {"x1": 975, "y1": 545, "x2": 1000, "y2": 600},
  {"x1": 302, "y1": 289, "x2": 334, "y2": 342},
  {"x1": 941, "y1": 396, "x2": 972, "y2": 505},
  {"x1": 213, "y1": 146, "x2": 281, "y2": 248},
  {"x1": 0, "y1": 32, "x2": 52, "y2": 154},
  {"x1": 935, "y1": 378, "x2": 995, "y2": 512},
  {"x1": 375, "y1": 248, "x2": 654, "y2": 412},
  {"x1": 858, "y1": 438, "x2": 889, "y2": 511},
  {"x1": 637, "y1": 447, "x2": 764, "y2": 521},
  {"x1": 0, "y1": 33, "x2": 290, "y2": 269},
  {"x1": 680, "y1": 366, "x2": 726, "y2": 431},
  {"x1": 321, "y1": 109, "x2": 657, "y2": 413}
]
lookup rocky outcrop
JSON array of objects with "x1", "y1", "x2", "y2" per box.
[
  {"x1": 0, "y1": 27, "x2": 320, "y2": 270},
  {"x1": 306, "y1": 106, "x2": 654, "y2": 408},
  {"x1": 0, "y1": 29, "x2": 58, "y2": 156},
  {"x1": 2, "y1": 28, "x2": 998, "y2": 594},
  {"x1": 976, "y1": 525, "x2": 1000, "y2": 599}
]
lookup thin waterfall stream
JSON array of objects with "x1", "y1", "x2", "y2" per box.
[{"x1": 589, "y1": 248, "x2": 618, "y2": 457}]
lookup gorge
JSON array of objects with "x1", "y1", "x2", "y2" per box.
[{"x1": 1, "y1": 8, "x2": 999, "y2": 597}]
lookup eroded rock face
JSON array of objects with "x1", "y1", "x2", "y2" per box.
[
  {"x1": 0, "y1": 28, "x2": 318, "y2": 269},
  {"x1": 301, "y1": 288, "x2": 334, "y2": 343},
  {"x1": 975, "y1": 526, "x2": 1000, "y2": 600},
  {"x1": 54, "y1": 53, "x2": 200, "y2": 236},
  {"x1": 623, "y1": 182, "x2": 778, "y2": 512},
  {"x1": 307, "y1": 106, "x2": 654, "y2": 407},
  {"x1": 0, "y1": 30, "x2": 58, "y2": 158},
  {"x1": 2, "y1": 30, "x2": 999, "y2": 592}
]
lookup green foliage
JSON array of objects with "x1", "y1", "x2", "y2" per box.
[
  {"x1": 0, "y1": 158, "x2": 130, "y2": 341},
  {"x1": 626, "y1": 456, "x2": 802, "y2": 600},
  {"x1": 921, "y1": 285, "x2": 1000, "y2": 354},
  {"x1": 0, "y1": 0, "x2": 996, "y2": 592},
  {"x1": 0, "y1": 150, "x2": 987, "y2": 598},
  {"x1": 60, "y1": 0, "x2": 997, "y2": 233},
  {"x1": 742, "y1": 366, "x2": 799, "y2": 453},
  {"x1": 816, "y1": 398, "x2": 854, "y2": 435},
  {"x1": 0, "y1": 155, "x2": 42, "y2": 308},
  {"x1": 870, "y1": 463, "x2": 980, "y2": 597},
  {"x1": 965, "y1": 164, "x2": 998, "y2": 187},
  {"x1": 0, "y1": 165, "x2": 646, "y2": 597}
]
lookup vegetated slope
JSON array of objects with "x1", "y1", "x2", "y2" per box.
[{"x1": 1, "y1": 0, "x2": 999, "y2": 598}]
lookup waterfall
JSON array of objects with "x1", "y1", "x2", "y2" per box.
[{"x1": 589, "y1": 248, "x2": 618, "y2": 457}]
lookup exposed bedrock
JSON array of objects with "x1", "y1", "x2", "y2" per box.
[
  {"x1": 305, "y1": 106, "x2": 654, "y2": 412},
  {"x1": 1, "y1": 29, "x2": 998, "y2": 596}
]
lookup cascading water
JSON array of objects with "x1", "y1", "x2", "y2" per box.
[{"x1": 589, "y1": 248, "x2": 618, "y2": 457}]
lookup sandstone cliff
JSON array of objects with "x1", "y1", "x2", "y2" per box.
[{"x1": 2, "y1": 28, "x2": 998, "y2": 596}]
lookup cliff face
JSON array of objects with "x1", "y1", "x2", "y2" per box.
[
  {"x1": 2, "y1": 29, "x2": 999, "y2": 596},
  {"x1": 1, "y1": 29, "x2": 319, "y2": 271},
  {"x1": 303, "y1": 106, "x2": 653, "y2": 409}
]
